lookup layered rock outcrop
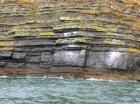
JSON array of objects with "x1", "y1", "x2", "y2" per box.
[{"x1": 0, "y1": 0, "x2": 140, "y2": 79}]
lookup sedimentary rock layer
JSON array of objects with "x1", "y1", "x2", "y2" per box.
[{"x1": 0, "y1": 0, "x2": 140, "y2": 75}]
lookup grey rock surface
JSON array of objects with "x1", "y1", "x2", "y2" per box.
[
  {"x1": 53, "y1": 50, "x2": 86, "y2": 67},
  {"x1": 0, "y1": 0, "x2": 139, "y2": 72}
]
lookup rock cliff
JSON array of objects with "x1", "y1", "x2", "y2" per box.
[{"x1": 0, "y1": 0, "x2": 140, "y2": 80}]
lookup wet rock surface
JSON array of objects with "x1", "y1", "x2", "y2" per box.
[{"x1": 0, "y1": 0, "x2": 140, "y2": 77}]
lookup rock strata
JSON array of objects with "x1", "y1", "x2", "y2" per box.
[{"x1": 0, "y1": 0, "x2": 140, "y2": 80}]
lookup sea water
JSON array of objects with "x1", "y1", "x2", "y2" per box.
[{"x1": 0, "y1": 77, "x2": 139, "y2": 104}]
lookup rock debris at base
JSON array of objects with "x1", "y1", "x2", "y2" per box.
[{"x1": 0, "y1": 0, "x2": 139, "y2": 71}]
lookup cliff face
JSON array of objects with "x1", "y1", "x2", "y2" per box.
[{"x1": 0, "y1": 0, "x2": 140, "y2": 74}]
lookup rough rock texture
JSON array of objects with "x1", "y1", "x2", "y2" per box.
[{"x1": 0, "y1": 0, "x2": 140, "y2": 79}]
